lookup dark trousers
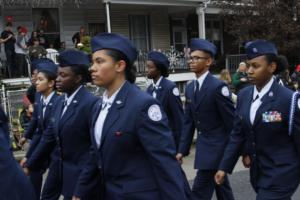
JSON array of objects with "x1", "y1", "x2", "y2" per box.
[
  {"x1": 15, "y1": 53, "x2": 28, "y2": 77},
  {"x1": 192, "y1": 170, "x2": 234, "y2": 200},
  {"x1": 29, "y1": 169, "x2": 45, "y2": 199},
  {"x1": 4, "y1": 49, "x2": 15, "y2": 77},
  {"x1": 256, "y1": 188, "x2": 294, "y2": 200},
  {"x1": 41, "y1": 160, "x2": 61, "y2": 200}
]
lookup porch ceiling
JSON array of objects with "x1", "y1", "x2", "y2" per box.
[{"x1": 103, "y1": 0, "x2": 204, "y2": 7}]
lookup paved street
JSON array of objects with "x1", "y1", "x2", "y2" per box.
[
  {"x1": 14, "y1": 145, "x2": 300, "y2": 199},
  {"x1": 182, "y1": 146, "x2": 300, "y2": 200}
]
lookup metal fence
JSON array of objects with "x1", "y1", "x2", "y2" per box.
[
  {"x1": 6, "y1": 89, "x2": 28, "y2": 126},
  {"x1": 0, "y1": 80, "x2": 104, "y2": 151},
  {"x1": 226, "y1": 54, "x2": 247, "y2": 73}
]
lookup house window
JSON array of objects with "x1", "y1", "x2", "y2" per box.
[{"x1": 129, "y1": 15, "x2": 150, "y2": 51}]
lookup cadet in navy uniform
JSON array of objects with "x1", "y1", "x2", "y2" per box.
[
  {"x1": 72, "y1": 33, "x2": 189, "y2": 200},
  {"x1": 146, "y1": 51, "x2": 184, "y2": 148},
  {"x1": 176, "y1": 39, "x2": 235, "y2": 200},
  {"x1": 215, "y1": 40, "x2": 300, "y2": 200},
  {"x1": 20, "y1": 60, "x2": 60, "y2": 199},
  {"x1": 23, "y1": 50, "x2": 99, "y2": 200},
  {"x1": 19, "y1": 58, "x2": 55, "y2": 146},
  {"x1": 0, "y1": 107, "x2": 36, "y2": 200}
]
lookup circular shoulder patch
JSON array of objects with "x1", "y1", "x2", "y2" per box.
[
  {"x1": 221, "y1": 86, "x2": 230, "y2": 97},
  {"x1": 298, "y1": 98, "x2": 300, "y2": 110},
  {"x1": 172, "y1": 87, "x2": 180, "y2": 96},
  {"x1": 147, "y1": 104, "x2": 162, "y2": 122}
]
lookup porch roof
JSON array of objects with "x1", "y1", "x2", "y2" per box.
[{"x1": 103, "y1": 0, "x2": 204, "y2": 7}]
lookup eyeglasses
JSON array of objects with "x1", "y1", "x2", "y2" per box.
[{"x1": 188, "y1": 56, "x2": 209, "y2": 62}]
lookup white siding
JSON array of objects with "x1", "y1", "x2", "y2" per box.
[
  {"x1": 150, "y1": 9, "x2": 170, "y2": 50},
  {"x1": 61, "y1": 2, "x2": 105, "y2": 48},
  {"x1": 61, "y1": 5, "x2": 84, "y2": 47},
  {"x1": 3, "y1": 6, "x2": 33, "y2": 34}
]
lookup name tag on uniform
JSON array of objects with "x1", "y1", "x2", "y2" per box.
[{"x1": 262, "y1": 111, "x2": 282, "y2": 123}]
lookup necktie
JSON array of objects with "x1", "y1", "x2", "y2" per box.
[
  {"x1": 195, "y1": 80, "x2": 199, "y2": 92},
  {"x1": 42, "y1": 101, "x2": 47, "y2": 108},
  {"x1": 252, "y1": 94, "x2": 259, "y2": 103},
  {"x1": 250, "y1": 94, "x2": 260, "y2": 124},
  {"x1": 194, "y1": 80, "x2": 200, "y2": 101},
  {"x1": 61, "y1": 100, "x2": 68, "y2": 117},
  {"x1": 42, "y1": 100, "x2": 47, "y2": 117},
  {"x1": 152, "y1": 86, "x2": 157, "y2": 93},
  {"x1": 152, "y1": 86, "x2": 158, "y2": 98}
]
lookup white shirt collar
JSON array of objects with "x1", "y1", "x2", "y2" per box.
[
  {"x1": 42, "y1": 91, "x2": 55, "y2": 105},
  {"x1": 196, "y1": 70, "x2": 209, "y2": 89},
  {"x1": 102, "y1": 82, "x2": 125, "y2": 106},
  {"x1": 152, "y1": 76, "x2": 163, "y2": 89},
  {"x1": 253, "y1": 77, "x2": 274, "y2": 100},
  {"x1": 64, "y1": 85, "x2": 83, "y2": 106}
]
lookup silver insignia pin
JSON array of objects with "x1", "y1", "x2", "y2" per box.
[
  {"x1": 116, "y1": 100, "x2": 122, "y2": 104},
  {"x1": 269, "y1": 92, "x2": 273, "y2": 97}
]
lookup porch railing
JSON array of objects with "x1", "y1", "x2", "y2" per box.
[
  {"x1": 0, "y1": 47, "x2": 190, "y2": 79},
  {"x1": 135, "y1": 46, "x2": 190, "y2": 75}
]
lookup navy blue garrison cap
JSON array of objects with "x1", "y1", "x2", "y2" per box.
[
  {"x1": 31, "y1": 58, "x2": 53, "y2": 71},
  {"x1": 245, "y1": 40, "x2": 278, "y2": 59},
  {"x1": 190, "y1": 38, "x2": 217, "y2": 57},
  {"x1": 37, "y1": 61, "x2": 58, "y2": 77},
  {"x1": 58, "y1": 50, "x2": 90, "y2": 68},
  {"x1": 91, "y1": 33, "x2": 138, "y2": 64},
  {"x1": 147, "y1": 51, "x2": 169, "y2": 70}
]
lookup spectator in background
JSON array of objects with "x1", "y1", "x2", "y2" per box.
[
  {"x1": 274, "y1": 55, "x2": 295, "y2": 90},
  {"x1": 0, "y1": 22, "x2": 16, "y2": 78},
  {"x1": 72, "y1": 26, "x2": 86, "y2": 48},
  {"x1": 29, "y1": 38, "x2": 47, "y2": 61},
  {"x1": 28, "y1": 31, "x2": 38, "y2": 46},
  {"x1": 58, "y1": 41, "x2": 66, "y2": 52},
  {"x1": 15, "y1": 26, "x2": 28, "y2": 77},
  {"x1": 291, "y1": 64, "x2": 300, "y2": 91},
  {"x1": 37, "y1": 29, "x2": 48, "y2": 48},
  {"x1": 220, "y1": 68, "x2": 237, "y2": 104},
  {"x1": 48, "y1": 43, "x2": 55, "y2": 49},
  {"x1": 220, "y1": 68, "x2": 232, "y2": 85},
  {"x1": 232, "y1": 62, "x2": 249, "y2": 93}
]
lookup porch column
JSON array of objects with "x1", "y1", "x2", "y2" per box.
[
  {"x1": 196, "y1": 4, "x2": 206, "y2": 39},
  {"x1": 105, "y1": 2, "x2": 112, "y2": 33}
]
